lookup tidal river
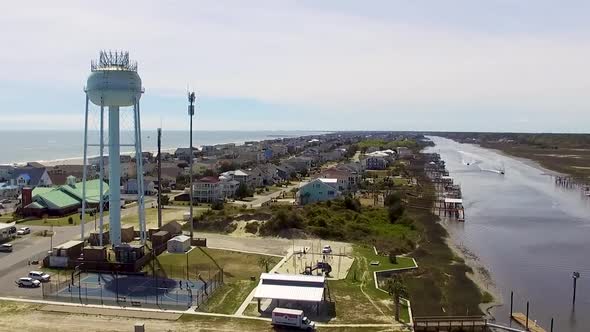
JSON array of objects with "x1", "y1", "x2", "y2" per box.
[{"x1": 425, "y1": 136, "x2": 590, "y2": 332}]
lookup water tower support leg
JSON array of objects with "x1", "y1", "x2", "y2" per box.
[
  {"x1": 108, "y1": 106, "x2": 121, "y2": 245},
  {"x1": 81, "y1": 94, "x2": 89, "y2": 241},
  {"x1": 98, "y1": 102, "x2": 105, "y2": 246},
  {"x1": 135, "y1": 101, "x2": 146, "y2": 243},
  {"x1": 133, "y1": 103, "x2": 145, "y2": 243}
]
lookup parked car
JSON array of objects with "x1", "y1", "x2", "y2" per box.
[
  {"x1": 29, "y1": 271, "x2": 50, "y2": 282},
  {"x1": 16, "y1": 277, "x2": 41, "y2": 288},
  {"x1": 0, "y1": 243, "x2": 13, "y2": 252},
  {"x1": 322, "y1": 245, "x2": 332, "y2": 254},
  {"x1": 17, "y1": 227, "x2": 31, "y2": 235}
]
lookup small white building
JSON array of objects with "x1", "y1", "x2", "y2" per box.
[{"x1": 167, "y1": 235, "x2": 191, "y2": 253}]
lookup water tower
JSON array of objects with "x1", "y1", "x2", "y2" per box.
[{"x1": 80, "y1": 51, "x2": 147, "y2": 246}]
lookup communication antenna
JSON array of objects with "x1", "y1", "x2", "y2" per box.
[{"x1": 188, "y1": 89, "x2": 197, "y2": 240}]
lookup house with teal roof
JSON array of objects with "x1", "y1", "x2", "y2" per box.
[{"x1": 23, "y1": 176, "x2": 109, "y2": 217}]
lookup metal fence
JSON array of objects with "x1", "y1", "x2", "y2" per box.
[{"x1": 42, "y1": 270, "x2": 223, "y2": 310}]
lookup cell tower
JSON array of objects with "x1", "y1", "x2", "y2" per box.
[{"x1": 81, "y1": 50, "x2": 146, "y2": 246}]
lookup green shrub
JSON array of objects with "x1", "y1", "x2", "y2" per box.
[
  {"x1": 245, "y1": 222, "x2": 259, "y2": 234},
  {"x1": 482, "y1": 291, "x2": 494, "y2": 303},
  {"x1": 389, "y1": 252, "x2": 398, "y2": 264},
  {"x1": 211, "y1": 200, "x2": 224, "y2": 210},
  {"x1": 68, "y1": 217, "x2": 74, "y2": 224}
]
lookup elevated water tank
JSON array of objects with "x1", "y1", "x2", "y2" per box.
[{"x1": 86, "y1": 51, "x2": 142, "y2": 107}]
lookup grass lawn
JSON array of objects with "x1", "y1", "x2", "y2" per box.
[
  {"x1": 0, "y1": 213, "x2": 16, "y2": 223},
  {"x1": 156, "y1": 248, "x2": 280, "y2": 314},
  {"x1": 20, "y1": 212, "x2": 101, "y2": 227},
  {"x1": 0, "y1": 300, "x2": 41, "y2": 314},
  {"x1": 203, "y1": 280, "x2": 258, "y2": 314},
  {"x1": 327, "y1": 246, "x2": 411, "y2": 324},
  {"x1": 366, "y1": 170, "x2": 390, "y2": 179},
  {"x1": 354, "y1": 246, "x2": 416, "y2": 273}
]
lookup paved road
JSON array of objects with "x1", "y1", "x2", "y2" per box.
[
  {"x1": 0, "y1": 223, "x2": 92, "y2": 274},
  {"x1": 0, "y1": 221, "x2": 93, "y2": 298}
]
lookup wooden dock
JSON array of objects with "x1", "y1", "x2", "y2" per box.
[{"x1": 511, "y1": 312, "x2": 547, "y2": 332}]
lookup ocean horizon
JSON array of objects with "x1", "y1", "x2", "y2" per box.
[{"x1": 0, "y1": 130, "x2": 329, "y2": 165}]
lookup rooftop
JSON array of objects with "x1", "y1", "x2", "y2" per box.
[
  {"x1": 54, "y1": 240, "x2": 84, "y2": 250},
  {"x1": 254, "y1": 273, "x2": 326, "y2": 303}
]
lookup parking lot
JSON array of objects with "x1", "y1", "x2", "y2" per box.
[{"x1": 0, "y1": 221, "x2": 95, "y2": 299}]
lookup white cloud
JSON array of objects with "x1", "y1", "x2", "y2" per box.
[{"x1": 0, "y1": 1, "x2": 589, "y2": 130}]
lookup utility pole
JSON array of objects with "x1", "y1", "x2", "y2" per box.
[
  {"x1": 188, "y1": 91, "x2": 196, "y2": 240},
  {"x1": 157, "y1": 128, "x2": 162, "y2": 229},
  {"x1": 572, "y1": 271, "x2": 580, "y2": 306},
  {"x1": 50, "y1": 225, "x2": 54, "y2": 251}
]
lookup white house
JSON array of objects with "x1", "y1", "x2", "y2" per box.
[
  {"x1": 221, "y1": 169, "x2": 251, "y2": 186},
  {"x1": 192, "y1": 176, "x2": 239, "y2": 202}
]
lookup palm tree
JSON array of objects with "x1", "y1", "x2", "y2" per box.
[
  {"x1": 385, "y1": 275, "x2": 408, "y2": 322},
  {"x1": 258, "y1": 256, "x2": 273, "y2": 273}
]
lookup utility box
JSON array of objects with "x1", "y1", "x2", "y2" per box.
[
  {"x1": 82, "y1": 246, "x2": 107, "y2": 261},
  {"x1": 151, "y1": 231, "x2": 170, "y2": 249},
  {"x1": 167, "y1": 235, "x2": 191, "y2": 253},
  {"x1": 121, "y1": 226, "x2": 135, "y2": 243},
  {"x1": 134, "y1": 322, "x2": 145, "y2": 332}
]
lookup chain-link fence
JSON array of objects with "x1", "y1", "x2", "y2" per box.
[{"x1": 42, "y1": 270, "x2": 222, "y2": 310}]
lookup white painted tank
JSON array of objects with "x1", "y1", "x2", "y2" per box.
[{"x1": 86, "y1": 69, "x2": 142, "y2": 107}]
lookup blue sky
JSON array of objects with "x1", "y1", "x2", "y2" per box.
[{"x1": 1, "y1": 1, "x2": 589, "y2": 132}]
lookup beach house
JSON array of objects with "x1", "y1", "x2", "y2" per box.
[
  {"x1": 9, "y1": 166, "x2": 52, "y2": 188},
  {"x1": 297, "y1": 178, "x2": 341, "y2": 205},
  {"x1": 192, "y1": 176, "x2": 239, "y2": 203}
]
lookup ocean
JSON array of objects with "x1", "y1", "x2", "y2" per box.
[{"x1": 0, "y1": 130, "x2": 328, "y2": 165}]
